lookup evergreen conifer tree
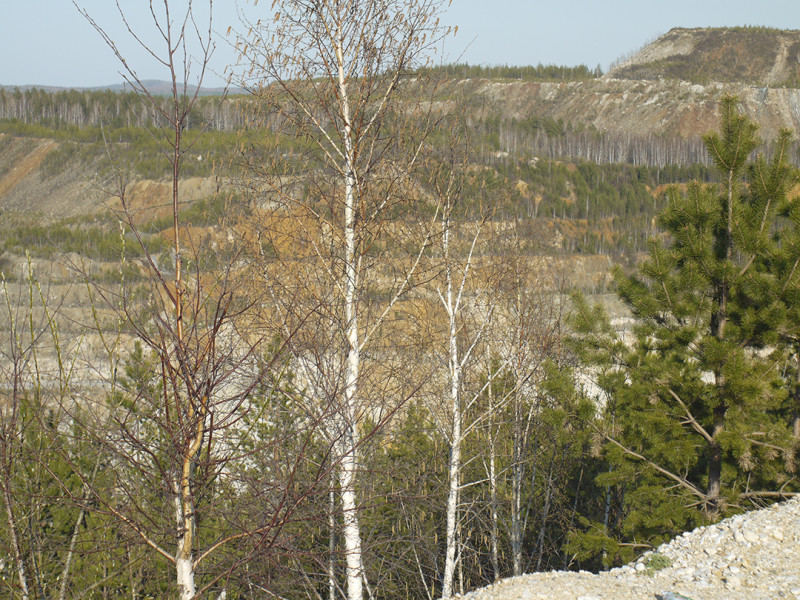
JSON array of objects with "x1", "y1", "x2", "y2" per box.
[{"x1": 569, "y1": 97, "x2": 800, "y2": 564}]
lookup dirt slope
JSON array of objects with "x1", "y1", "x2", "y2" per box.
[
  {"x1": 607, "y1": 27, "x2": 800, "y2": 85},
  {"x1": 0, "y1": 134, "x2": 109, "y2": 219},
  {"x1": 0, "y1": 137, "x2": 57, "y2": 198},
  {"x1": 458, "y1": 77, "x2": 800, "y2": 140},
  {"x1": 0, "y1": 134, "x2": 221, "y2": 221}
]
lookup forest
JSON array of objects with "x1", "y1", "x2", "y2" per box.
[
  {"x1": 0, "y1": 91, "x2": 716, "y2": 260},
  {"x1": 1, "y1": 2, "x2": 800, "y2": 600}
]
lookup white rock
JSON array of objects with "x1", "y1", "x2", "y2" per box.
[
  {"x1": 695, "y1": 580, "x2": 711, "y2": 588},
  {"x1": 462, "y1": 497, "x2": 800, "y2": 600},
  {"x1": 725, "y1": 575, "x2": 742, "y2": 589}
]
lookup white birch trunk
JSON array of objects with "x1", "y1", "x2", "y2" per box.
[
  {"x1": 177, "y1": 555, "x2": 196, "y2": 600},
  {"x1": 176, "y1": 412, "x2": 203, "y2": 600},
  {"x1": 338, "y1": 31, "x2": 365, "y2": 600},
  {"x1": 341, "y1": 167, "x2": 365, "y2": 600},
  {"x1": 441, "y1": 221, "x2": 461, "y2": 600},
  {"x1": 3, "y1": 485, "x2": 29, "y2": 600},
  {"x1": 488, "y1": 378, "x2": 500, "y2": 582},
  {"x1": 510, "y1": 420, "x2": 524, "y2": 576},
  {"x1": 510, "y1": 290, "x2": 525, "y2": 578},
  {"x1": 339, "y1": 438, "x2": 363, "y2": 600},
  {"x1": 442, "y1": 363, "x2": 461, "y2": 599},
  {"x1": 175, "y1": 491, "x2": 196, "y2": 600}
]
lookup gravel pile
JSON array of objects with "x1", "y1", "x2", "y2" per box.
[{"x1": 460, "y1": 495, "x2": 800, "y2": 600}]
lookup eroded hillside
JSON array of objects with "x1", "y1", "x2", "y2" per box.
[
  {"x1": 607, "y1": 26, "x2": 800, "y2": 86},
  {"x1": 454, "y1": 77, "x2": 800, "y2": 141}
]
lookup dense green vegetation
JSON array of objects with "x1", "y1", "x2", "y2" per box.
[
  {"x1": 427, "y1": 62, "x2": 602, "y2": 81},
  {"x1": 487, "y1": 157, "x2": 714, "y2": 254},
  {"x1": 568, "y1": 97, "x2": 800, "y2": 565},
  {"x1": 1, "y1": 218, "x2": 170, "y2": 261},
  {"x1": 0, "y1": 119, "x2": 244, "y2": 179},
  {"x1": 0, "y1": 340, "x2": 600, "y2": 598}
]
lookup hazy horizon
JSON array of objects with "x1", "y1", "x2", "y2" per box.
[{"x1": 1, "y1": 0, "x2": 798, "y2": 88}]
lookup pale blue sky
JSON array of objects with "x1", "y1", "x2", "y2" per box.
[{"x1": 1, "y1": 0, "x2": 798, "y2": 88}]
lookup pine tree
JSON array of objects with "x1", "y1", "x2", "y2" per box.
[
  {"x1": 753, "y1": 133, "x2": 800, "y2": 443},
  {"x1": 569, "y1": 97, "x2": 799, "y2": 563}
]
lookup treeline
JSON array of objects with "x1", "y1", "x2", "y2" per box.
[
  {"x1": 0, "y1": 84, "x2": 726, "y2": 172},
  {"x1": 0, "y1": 118, "x2": 289, "y2": 180},
  {"x1": 453, "y1": 149, "x2": 713, "y2": 256},
  {"x1": 6, "y1": 147, "x2": 710, "y2": 260},
  {"x1": 0, "y1": 87, "x2": 245, "y2": 131},
  {"x1": 0, "y1": 111, "x2": 714, "y2": 259},
  {"x1": 498, "y1": 157, "x2": 712, "y2": 256},
  {"x1": 469, "y1": 111, "x2": 714, "y2": 168},
  {"x1": 428, "y1": 62, "x2": 602, "y2": 81},
  {"x1": 0, "y1": 122, "x2": 240, "y2": 179}
]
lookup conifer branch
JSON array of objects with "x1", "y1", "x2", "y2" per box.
[
  {"x1": 601, "y1": 432, "x2": 708, "y2": 502},
  {"x1": 667, "y1": 388, "x2": 714, "y2": 444}
]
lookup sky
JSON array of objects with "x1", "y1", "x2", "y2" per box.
[{"x1": 0, "y1": 0, "x2": 798, "y2": 89}]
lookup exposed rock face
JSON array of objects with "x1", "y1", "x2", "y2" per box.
[
  {"x1": 460, "y1": 78, "x2": 800, "y2": 141},
  {"x1": 451, "y1": 28, "x2": 800, "y2": 143},
  {"x1": 458, "y1": 496, "x2": 800, "y2": 600}
]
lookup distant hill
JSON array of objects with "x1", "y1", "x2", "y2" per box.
[
  {"x1": 4, "y1": 27, "x2": 800, "y2": 187},
  {"x1": 607, "y1": 27, "x2": 800, "y2": 86}
]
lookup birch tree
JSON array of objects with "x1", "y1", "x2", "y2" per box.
[
  {"x1": 76, "y1": 2, "x2": 223, "y2": 595},
  {"x1": 426, "y1": 148, "x2": 514, "y2": 598},
  {"x1": 239, "y1": 3, "x2": 451, "y2": 600},
  {"x1": 73, "y1": 3, "x2": 327, "y2": 598},
  {"x1": 497, "y1": 247, "x2": 569, "y2": 576}
]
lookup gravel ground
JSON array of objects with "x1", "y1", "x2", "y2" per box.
[{"x1": 461, "y1": 496, "x2": 800, "y2": 600}]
